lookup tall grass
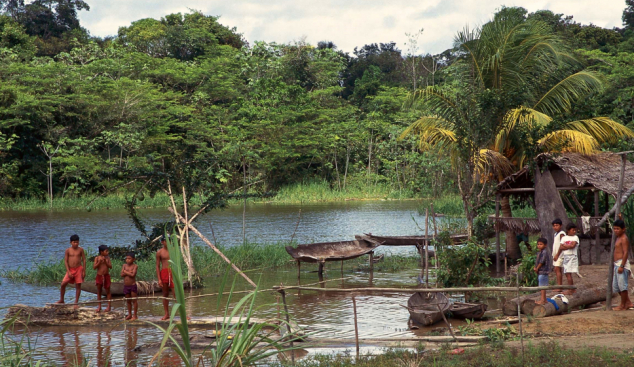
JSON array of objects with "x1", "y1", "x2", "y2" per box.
[
  {"x1": 1, "y1": 241, "x2": 423, "y2": 286},
  {"x1": 418, "y1": 195, "x2": 465, "y2": 217},
  {"x1": 275, "y1": 342, "x2": 633, "y2": 367}
]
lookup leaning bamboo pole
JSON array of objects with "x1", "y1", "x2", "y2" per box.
[
  {"x1": 168, "y1": 207, "x2": 257, "y2": 288},
  {"x1": 271, "y1": 285, "x2": 575, "y2": 293}
]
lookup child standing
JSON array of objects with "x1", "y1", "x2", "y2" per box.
[
  {"x1": 551, "y1": 218, "x2": 566, "y2": 292},
  {"x1": 56, "y1": 234, "x2": 86, "y2": 308},
  {"x1": 612, "y1": 219, "x2": 632, "y2": 311},
  {"x1": 554, "y1": 223, "x2": 579, "y2": 295},
  {"x1": 534, "y1": 238, "x2": 552, "y2": 305},
  {"x1": 93, "y1": 245, "x2": 112, "y2": 313},
  {"x1": 121, "y1": 252, "x2": 138, "y2": 320}
]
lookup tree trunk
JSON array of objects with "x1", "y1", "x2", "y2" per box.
[
  {"x1": 334, "y1": 149, "x2": 341, "y2": 190},
  {"x1": 534, "y1": 167, "x2": 570, "y2": 253},
  {"x1": 501, "y1": 195, "x2": 521, "y2": 260},
  {"x1": 532, "y1": 285, "x2": 611, "y2": 318},
  {"x1": 343, "y1": 145, "x2": 350, "y2": 190}
]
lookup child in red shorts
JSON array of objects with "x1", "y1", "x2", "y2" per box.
[
  {"x1": 93, "y1": 245, "x2": 112, "y2": 313},
  {"x1": 56, "y1": 234, "x2": 86, "y2": 309}
]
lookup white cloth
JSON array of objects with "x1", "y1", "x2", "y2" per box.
[
  {"x1": 552, "y1": 230, "x2": 566, "y2": 266},
  {"x1": 563, "y1": 254, "x2": 579, "y2": 273},
  {"x1": 561, "y1": 235, "x2": 579, "y2": 256},
  {"x1": 581, "y1": 216, "x2": 591, "y2": 234},
  {"x1": 615, "y1": 259, "x2": 631, "y2": 272}
]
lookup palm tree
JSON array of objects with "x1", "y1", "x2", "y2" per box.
[{"x1": 403, "y1": 13, "x2": 634, "y2": 258}]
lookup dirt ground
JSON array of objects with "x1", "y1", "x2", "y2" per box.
[{"x1": 502, "y1": 264, "x2": 634, "y2": 350}]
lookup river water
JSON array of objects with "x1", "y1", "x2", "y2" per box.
[{"x1": 0, "y1": 200, "x2": 490, "y2": 365}]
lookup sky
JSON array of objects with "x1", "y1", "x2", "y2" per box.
[{"x1": 78, "y1": 0, "x2": 627, "y2": 54}]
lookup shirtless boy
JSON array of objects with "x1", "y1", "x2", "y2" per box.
[
  {"x1": 121, "y1": 252, "x2": 138, "y2": 320},
  {"x1": 156, "y1": 236, "x2": 173, "y2": 320},
  {"x1": 56, "y1": 234, "x2": 86, "y2": 308},
  {"x1": 612, "y1": 219, "x2": 632, "y2": 311},
  {"x1": 93, "y1": 245, "x2": 112, "y2": 313}
]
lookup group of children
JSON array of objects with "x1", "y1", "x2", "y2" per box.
[
  {"x1": 55, "y1": 234, "x2": 176, "y2": 320},
  {"x1": 533, "y1": 218, "x2": 632, "y2": 310}
]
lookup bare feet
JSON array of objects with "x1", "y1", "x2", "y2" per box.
[
  {"x1": 614, "y1": 305, "x2": 626, "y2": 311},
  {"x1": 95, "y1": 307, "x2": 101, "y2": 313},
  {"x1": 130, "y1": 316, "x2": 138, "y2": 320},
  {"x1": 125, "y1": 315, "x2": 132, "y2": 320},
  {"x1": 105, "y1": 306, "x2": 111, "y2": 312},
  {"x1": 55, "y1": 300, "x2": 65, "y2": 304},
  {"x1": 535, "y1": 300, "x2": 546, "y2": 305},
  {"x1": 625, "y1": 302, "x2": 634, "y2": 310},
  {"x1": 73, "y1": 304, "x2": 79, "y2": 310},
  {"x1": 160, "y1": 315, "x2": 170, "y2": 321}
]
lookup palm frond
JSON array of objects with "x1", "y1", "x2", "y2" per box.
[
  {"x1": 403, "y1": 86, "x2": 459, "y2": 122},
  {"x1": 533, "y1": 71, "x2": 604, "y2": 116},
  {"x1": 400, "y1": 116, "x2": 457, "y2": 151},
  {"x1": 454, "y1": 25, "x2": 485, "y2": 87},
  {"x1": 474, "y1": 149, "x2": 514, "y2": 181},
  {"x1": 538, "y1": 130, "x2": 599, "y2": 154},
  {"x1": 566, "y1": 117, "x2": 634, "y2": 144},
  {"x1": 494, "y1": 106, "x2": 552, "y2": 154}
]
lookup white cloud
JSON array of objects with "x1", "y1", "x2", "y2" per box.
[{"x1": 78, "y1": 0, "x2": 626, "y2": 54}]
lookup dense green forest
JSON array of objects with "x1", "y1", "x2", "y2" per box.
[{"x1": 0, "y1": 1, "x2": 633, "y2": 207}]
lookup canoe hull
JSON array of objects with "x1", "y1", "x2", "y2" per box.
[
  {"x1": 286, "y1": 237, "x2": 381, "y2": 263},
  {"x1": 365, "y1": 234, "x2": 468, "y2": 247},
  {"x1": 407, "y1": 292, "x2": 452, "y2": 327},
  {"x1": 450, "y1": 302, "x2": 488, "y2": 319}
]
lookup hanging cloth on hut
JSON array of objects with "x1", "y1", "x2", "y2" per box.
[{"x1": 582, "y1": 216, "x2": 591, "y2": 235}]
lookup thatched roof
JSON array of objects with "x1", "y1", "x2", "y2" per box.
[
  {"x1": 490, "y1": 215, "x2": 605, "y2": 236},
  {"x1": 540, "y1": 153, "x2": 634, "y2": 197},
  {"x1": 498, "y1": 152, "x2": 634, "y2": 197}
]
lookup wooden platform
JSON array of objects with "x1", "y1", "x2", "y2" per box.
[{"x1": 6, "y1": 305, "x2": 270, "y2": 327}]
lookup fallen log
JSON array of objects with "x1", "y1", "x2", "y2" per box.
[
  {"x1": 520, "y1": 285, "x2": 592, "y2": 315},
  {"x1": 532, "y1": 286, "x2": 615, "y2": 318},
  {"x1": 503, "y1": 293, "x2": 542, "y2": 316}
]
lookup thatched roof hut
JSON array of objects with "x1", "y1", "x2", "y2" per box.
[{"x1": 498, "y1": 152, "x2": 634, "y2": 196}]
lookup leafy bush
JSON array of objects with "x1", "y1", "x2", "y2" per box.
[
  {"x1": 435, "y1": 233, "x2": 492, "y2": 287},
  {"x1": 517, "y1": 243, "x2": 537, "y2": 286}
]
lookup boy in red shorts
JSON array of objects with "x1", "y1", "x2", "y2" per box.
[
  {"x1": 156, "y1": 236, "x2": 174, "y2": 320},
  {"x1": 93, "y1": 245, "x2": 112, "y2": 313},
  {"x1": 56, "y1": 234, "x2": 86, "y2": 309}
]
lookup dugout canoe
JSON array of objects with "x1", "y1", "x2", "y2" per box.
[
  {"x1": 407, "y1": 292, "x2": 452, "y2": 326},
  {"x1": 450, "y1": 302, "x2": 488, "y2": 320},
  {"x1": 80, "y1": 281, "x2": 189, "y2": 297},
  {"x1": 285, "y1": 236, "x2": 381, "y2": 263},
  {"x1": 364, "y1": 234, "x2": 468, "y2": 246}
]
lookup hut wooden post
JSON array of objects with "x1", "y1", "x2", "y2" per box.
[
  {"x1": 431, "y1": 203, "x2": 439, "y2": 286},
  {"x1": 607, "y1": 154, "x2": 628, "y2": 310},
  {"x1": 318, "y1": 261, "x2": 325, "y2": 277},
  {"x1": 495, "y1": 194, "x2": 501, "y2": 275},
  {"x1": 341, "y1": 260, "x2": 344, "y2": 275},
  {"x1": 352, "y1": 296, "x2": 360, "y2": 360},
  {"x1": 594, "y1": 190, "x2": 600, "y2": 264},
  {"x1": 425, "y1": 208, "x2": 429, "y2": 287},
  {"x1": 369, "y1": 251, "x2": 374, "y2": 272},
  {"x1": 297, "y1": 261, "x2": 301, "y2": 280}
]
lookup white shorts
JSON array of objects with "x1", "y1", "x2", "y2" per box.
[
  {"x1": 553, "y1": 256, "x2": 563, "y2": 267},
  {"x1": 563, "y1": 254, "x2": 578, "y2": 274}
]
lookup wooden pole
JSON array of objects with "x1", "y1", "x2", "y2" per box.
[
  {"x1": 352, "y1": 296, "x2": 360, "y2": 360},
  {"x1": 594, "y1": 190, "x2": 600, "y2": 264},
  {"x1": 369, "y1": 251, "x2": 374, "y2": 273},
  {"x1": 318, "y1": 261, "x2": 325, "y2": 277},
  {"x1": 431, "y1": 204, "x2": 438, "y2": 286},
  {"x1": 607, "y1": 154, "x2": 628, "y2": 311},
  {"x1": 297, "y1": 261, "x2": 301, "y2": 280},
  {"x1": 272, "y1": 285, "x2": 575, "y2": 293},
  {"x1": 437, "y1": 304, "x2": 457, "y2": 341},
  {"x1": 425, "y1": 208, "x2": 429, "y2": 287},
  {"x1": 168, "y1": 208, "x2": 257, "y2": 288},
  {"x1": 341, "y1": 260, "x2": 344, "y2": 275},
  {"x1": 517, "y1": 268, "x2": 524, "y2": 361},
  {"x1": 279, "y1": 289, "x2": 294, "y2": 364},
  {"x1": 495, "y1": 194, "x2": 501, "y2": 275}
]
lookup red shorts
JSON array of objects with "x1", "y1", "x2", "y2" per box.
[
  {"x1": 96, "y1": 274, "x2": 111, "y2": 288},
  {"x1": 160, "y1": 268, "x2": 174, "y2": 288},
  {"x1": 63, "y1": 266, "x2": 84, "y2": 284}
]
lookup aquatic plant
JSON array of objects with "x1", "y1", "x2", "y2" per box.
[
  {"x1": 147, "y1": 232, "x2": 302, "y2": 367},
  {"x1": 0, "y1": 315, "x2": 49, "y2": 366}
]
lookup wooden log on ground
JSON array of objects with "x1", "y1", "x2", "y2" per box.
[
  {"x1": 503, "y1": 293, "x2": 543, "y2": 316},
  {"x1": 532, "y1": 286, "x2": 614, "y2": 318}
]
